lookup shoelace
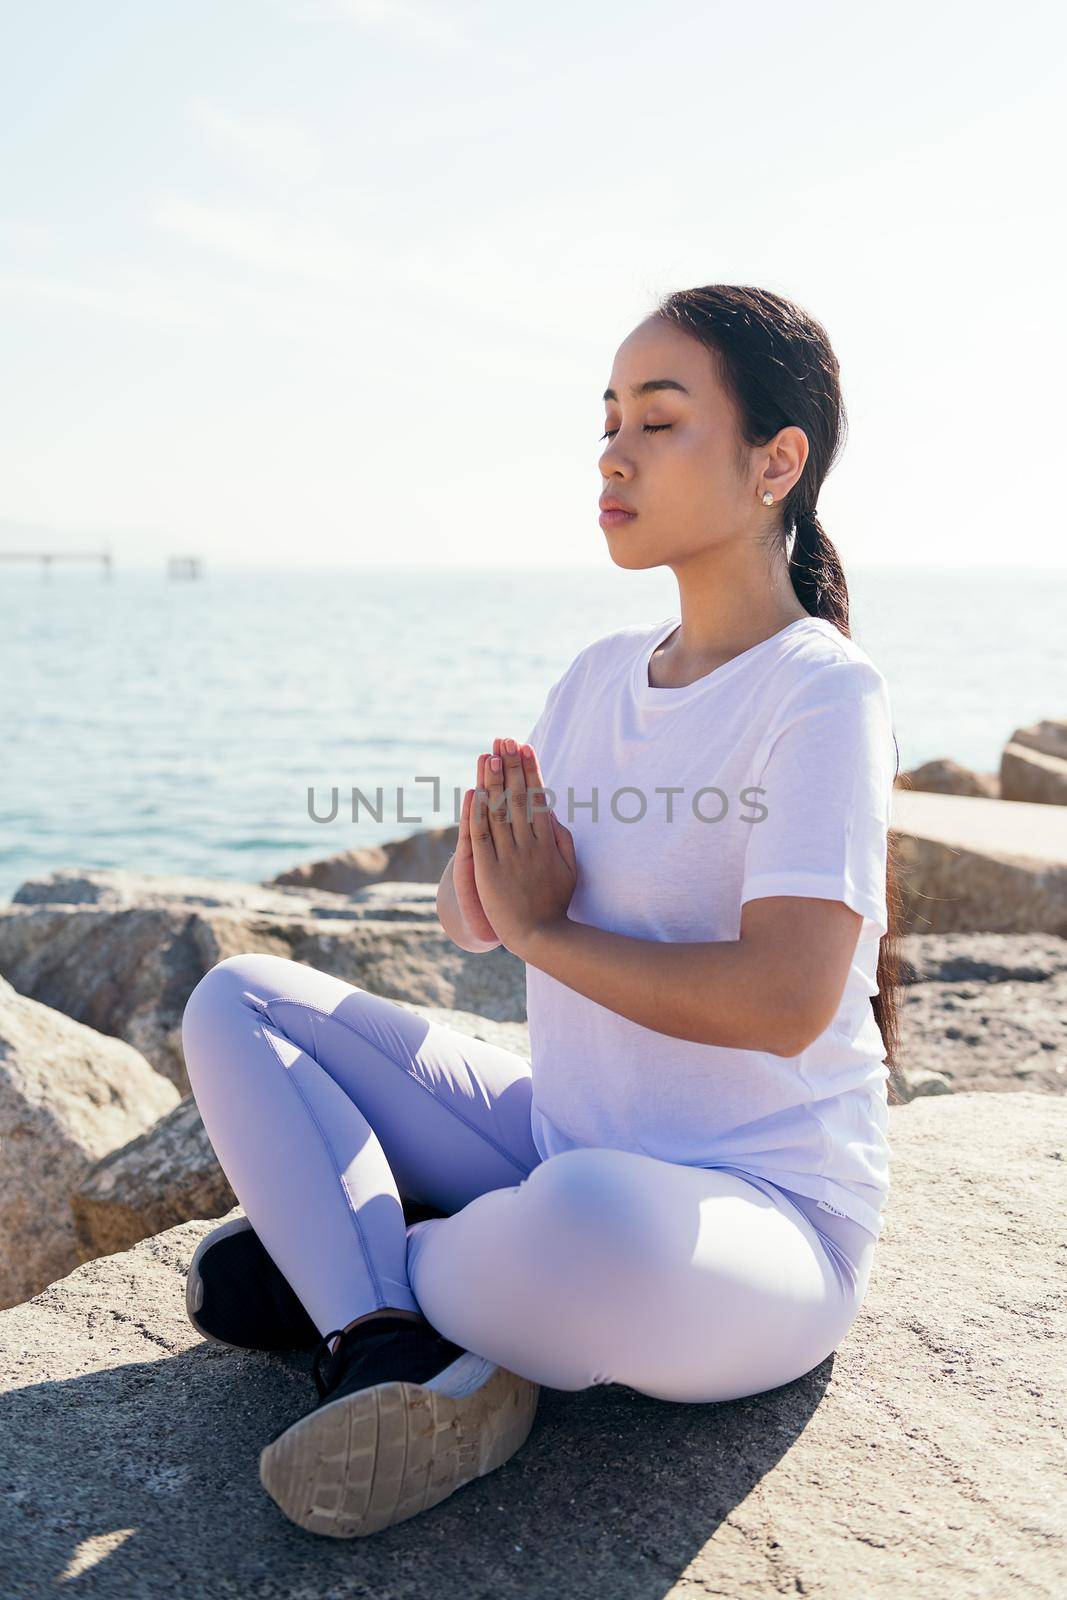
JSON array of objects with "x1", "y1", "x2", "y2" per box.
[{"x1": 311, "y1": 1328, "x2": 346, "y2": 1399}]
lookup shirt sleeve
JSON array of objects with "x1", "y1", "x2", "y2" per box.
[
  {"x1": 740, "y1": 658, "x2": 897, "y2": 937},
  {"x1": 523, "y1": 658, "x2": 575, "y2": 752},
  {"x1": 525, "y1": 694, "x2": 554, "y2": 753}
]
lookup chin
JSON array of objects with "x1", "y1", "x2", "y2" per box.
[{"x1": 603, "y1": 539, "x2": 663, "y2": 572}]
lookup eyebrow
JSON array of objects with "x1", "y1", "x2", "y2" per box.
[{"x1": 602, "y1": 378, "x2": 691, "y2": 403}]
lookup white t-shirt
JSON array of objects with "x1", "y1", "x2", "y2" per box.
[{"x1": 523, "y1": 612, "x2": 897, "y2": 1240}]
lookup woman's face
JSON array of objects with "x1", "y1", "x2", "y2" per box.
[{"x1": 598, "y1": 316, "x2": 759, "y2": 569}]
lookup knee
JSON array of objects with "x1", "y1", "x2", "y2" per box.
[
  {"x1": 181, "y1": 951, "x2": 293, "y2": 1038},
  {"x1": 524, "y1": 1147, "x2": 666, "y2": 1267}
]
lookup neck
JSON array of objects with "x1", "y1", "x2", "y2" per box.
[{"x1": 658, "y1": 547, "x2": 809, "y2": 673}]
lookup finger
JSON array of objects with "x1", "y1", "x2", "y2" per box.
[
  {"x1": 483, "y1": 752, "x2": 515, "y2": 852},
  {"x1": 491, "y1": 738, "x2": 513, "y2": 813},
  {"x1": 489, "y1": 740, "x2": 505, "y2": 815},
  {"x1": 550, "y1": 812, "x2": 577, "y2": 875},
  {"x1": 474, "y1": 752, "x2": 493, "y2": 829},
  {"x1": 520, "y1": 743, "x2": 553, "y2": 840},
  {"x1": 467, "y1": 785, "x2": 494, "y2": 856},
  {"x1": 458, "y1": 784, "x2": 473, "y2": 849},
  {"x1": 463, "y1": 767, "x2": 487, "y2": 850},
  {"x1": 479, "y1": 754, "x2": 498, "y2": 830},
  {"x1": 499, "y1": 737, "x2": 532, "y2": 844}
]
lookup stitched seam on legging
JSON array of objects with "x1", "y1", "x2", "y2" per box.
[
  {"x1": 257, "y1": 1012, "x2": 388, "y2": 1309},
  {"x1": 262, "y1": 993, "x2": 534, "y2": 1177}
]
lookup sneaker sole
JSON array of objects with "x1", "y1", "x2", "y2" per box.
[
  {"x1": 258, "y1": 1352, "x2": 540, "y2": 1538},
  {"x1": 185, "y1": 1214, "x2": 257, "y2": 1350}
]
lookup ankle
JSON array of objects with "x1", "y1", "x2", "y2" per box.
[{"x1": 329, "y1": 1309, "x2": 427, "y2": 1354}]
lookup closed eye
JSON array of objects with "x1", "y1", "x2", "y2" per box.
[{"x1": 600, "y1": 424, "x2": 672, "y2": 440}]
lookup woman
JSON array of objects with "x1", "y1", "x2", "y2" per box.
[{"x1": 181, "y1": 283, "x2": 903, "y2": 1540}]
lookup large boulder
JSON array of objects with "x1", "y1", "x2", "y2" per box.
[
  {"x1": 890, "y1": 788, "x2": 1067, "y2": 934},
  {"x1": 897, "y1": 758, "x2": 998, "y2": 797},
  {"x1": 268, "y1": 825, "x2": 460, "y2": 894},
  {"x1": 70, "y1": 1094, "x2": 229, "y2": 1264},
  {"x1": 1000, "y1": 742, "x2": 1067, "y2": 806},
  {"x1": 1006, "y1": 717, "x2": 1067, "y2": 762},
  {"x1": 0, "y1": 975, "x2": 179, "y2": 1310},
  {"x1": 0, "y1": 869, "x2": 526, "y2": 1093},
  {"x1": 1000, "y1": 719, "x2": 1067, "y2": 804},
  {"x1": 0, "y1": 1091, "x2": 1061, "y2": 1597}
]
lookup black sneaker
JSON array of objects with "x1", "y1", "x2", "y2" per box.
[
  {"x1": 186, "y1": 1202, "x2": 448, "y2": 1353},
  {"x1": 258, "y1": 1315, "x2": 541, "y2": 1538},
  {"x1": 185, "y1": 1215, "x2": 319, "y2": 1352}
]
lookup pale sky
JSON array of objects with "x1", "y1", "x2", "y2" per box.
[{"x1": 2, "y1": 0, "x2": 1064, "y2": 569}]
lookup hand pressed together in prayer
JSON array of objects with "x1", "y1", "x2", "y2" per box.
[{"x1": 458, "y1": 737, "x2": 577, "y2": 958}]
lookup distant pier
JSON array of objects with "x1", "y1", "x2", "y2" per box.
[
  {"x1": 0, "y1": 549, "x2": 113, "y2": 578},
  {"x1": 0, "y1": 550, "x2": 205, "y2": 579},
  {"x1": 167, "y1": 556, "x2": 203, "y2": 579}
]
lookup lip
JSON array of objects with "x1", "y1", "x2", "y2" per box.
[
  {"x1": 599, "y1": 496, "x2": 636, "y2": 514},
  {"x1": 599, "y1": 499, "x2": 638, "y2": 529}
]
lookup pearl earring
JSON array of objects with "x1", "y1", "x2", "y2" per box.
[{"x1": 761, "y1": 491, "x2": 774, "y2": 505}]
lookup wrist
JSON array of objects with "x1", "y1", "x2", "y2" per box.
[{"x1": 511, "y1": 915, "x2": 566, "y2": 966}]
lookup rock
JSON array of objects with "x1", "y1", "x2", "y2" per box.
[
  {"x1": 7, "y1": 867, "x2": 439, "y2": 921},
  {"x1": 0, "y1": 1091, "x2": 1062, "y2": 1597},
  {"x1": 268, "y1": 825, "x2": 460, "y2": 894},
  {"x1": 1000, "y1": 741, "x2": 1067, "y2": 806},
  {"x1": 0, "y1": 975, "x2": 180, "y2": 1311},
  {"x1": 999, "y1": 718, "x2": 1067, "y2": 804},
  {"x1": 72, "y1": 1002, "x2": 532, "y2": 1260},
  {"x1": 897, "y1": 758, "x2": 998, "y2": 797},
  {"x1": 0, "y1": 868, "x2": 527, "y2": 1093},
  {"x1": 902, "y1": 1068, "x2": 954, "y2": 1096},
  {"x1": 70, "y1": 1095, "x2": 231, "y2": 1263},
  {"x1": 895, "y1": 931, "x2": 1067, "y2": 1094},
  {"x1": 890, "y1": 788, "x2": 1067, "y2": 934},
  {"x1": 1007, "y1": 717, "x2": 1067, "y2": 762}
]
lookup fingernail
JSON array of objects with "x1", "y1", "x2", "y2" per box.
[
  {"x1": 505, "y1": 738, "x2": 516, "y2": 755},
  {"x1": 490, "y1": 756, "x2": 501, "y2": 772}
]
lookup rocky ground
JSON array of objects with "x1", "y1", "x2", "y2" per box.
[
  {"x1": 0, "y1": 1092, "x2": 1061, "y2": 1600},
  {"x1": 896, "y1": 931, "x2": 1067, "y2": 1095}
]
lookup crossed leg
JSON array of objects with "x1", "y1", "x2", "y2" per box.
[{"x1": 182, "y1": 952, "x2": 873, "y2": 1403}]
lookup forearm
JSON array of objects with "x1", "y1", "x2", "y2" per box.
[
  {"x1": 517, "y1": 919, "x2": 799, "y2": 1055},
  {"x1": 436, "y1": 855, "x2": 502, "y2": 954}
]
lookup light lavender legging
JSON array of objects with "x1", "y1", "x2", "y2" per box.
[{"x1": 181, "y1": 952, "x2": 879, "y2": 1404}]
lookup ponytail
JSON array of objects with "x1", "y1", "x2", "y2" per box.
[
  {"x1": 787, "y1": 505, "x2": 850, "y2": 633},
  {"x1": 787, "y1": 505, "x2": 906, "y2": 1101}
]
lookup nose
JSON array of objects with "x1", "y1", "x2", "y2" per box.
[{"x1": 598, "y1": 440, "x2": 629, "y2": 480}]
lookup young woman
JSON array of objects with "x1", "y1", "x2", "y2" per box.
[{"x1": 181, "y1": 283, "x2": 902, "y2": 1540}]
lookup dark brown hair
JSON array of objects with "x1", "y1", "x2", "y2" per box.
[{"x1": 653, "y1": 283, "x2": 906, "y2": 1104}]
